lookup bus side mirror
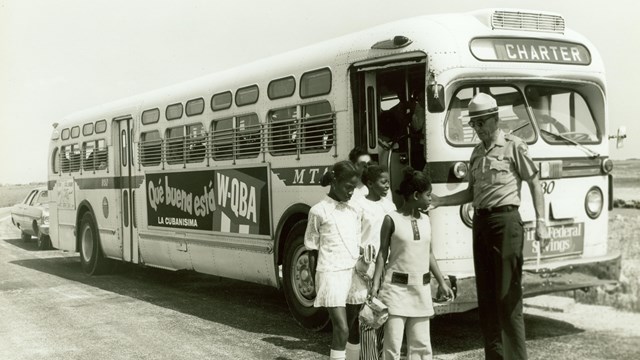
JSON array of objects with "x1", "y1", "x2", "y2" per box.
[
  {"x1": 427, "y1": 84, "x2": 445, "y2": 113},
  {"x1": 609, "y1": 126, "x2": 627, "y2": 149}
]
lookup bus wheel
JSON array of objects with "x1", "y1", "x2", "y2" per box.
[
  {"x1": 20, "y1": 232, "x2": 31, "y2": 242},
  {"x1": 79, "y1": 212, "x2": 110, "y2": 275},
  {"x1": 282, "y1": 221, "x2": 330, "y2": 331},
  {"x1": 37, "y1": 233, "x2": 51, "y2": 250}
]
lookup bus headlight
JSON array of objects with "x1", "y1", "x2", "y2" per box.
[
  {"x1": 460, "y1": 203, "x2": 474, "y2": 228},
  {"x1": 601, "y1": 158, "x2": 613, "y2": 174},
  {"x1": 585, "y1": 187, "x2": 603, "y2": 219},
  {"x1": 452, "y1": 162, "x2": 468, "y2": 179}
]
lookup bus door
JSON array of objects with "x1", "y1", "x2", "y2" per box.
[
  {"x1": 114, "y1": 116, "x2": 138, "y2": 263},
  {"x1": 352, "y1": 53, "x2": 426, "y2": 205}
]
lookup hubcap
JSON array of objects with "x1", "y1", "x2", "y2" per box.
[
  {"x1": 81, "y1": 225, "x2": 93, "y2": 262},
  {"x1": 291, "y1": 245, "x2": 315, "y2": 307}
]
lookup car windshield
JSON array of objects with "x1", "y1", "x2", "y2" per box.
[{"x1": 525, "y1": 85, "x2": 601, "y2": 144}]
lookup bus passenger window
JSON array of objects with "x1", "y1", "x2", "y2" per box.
[
  {"x1": 301, "y1": 101, "x2": 333, "y2": 153},
  {"x1": 60, "y1": 145, "x2": 70, "y2": 173},
  {"x1": 300, "y1": 68, "x2": 331, "y2": 98},
  {"x1": 95, "y1": 139, "x2": 108, "y2": 170},
  {"x1": 140, "y1": 131, "x2": 162, "y2": 167},
  {"x1": 70, "y1": 144, "x2": 81, "y2": 172},
  {"x1": 187, "y1": 124, "x2": 206, "y2": 163},
  {"x1": 236, "y1": 113, "x2": 260, "y2": 158},
  {"x1": 166, "y1": 103, "x2": 183, "y2": 121},
  {"x1": 212, "y1": 118, "x2": 233, "y2": 160},
  {"x1": 166, "y1": 127, "x2": 185, "y2": 165},
  {"x1": 268, "y1": 107, "x2": 297, "y2": 155},
  {"x1": 82, "y1": 141, "x2": 96, "y2": 171}
]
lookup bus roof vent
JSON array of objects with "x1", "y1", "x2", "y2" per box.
[{"x1": 491, "y1": 10, "x2": 565, "y2": 34}]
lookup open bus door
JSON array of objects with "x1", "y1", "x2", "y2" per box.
[
  {"x1": 352, "y1": 54, "x2": 427, "y2": 206},
  {"x1": 114, "y1": 116, "x2": 139, "y2": 263}
]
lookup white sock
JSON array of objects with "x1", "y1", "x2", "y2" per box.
[
  {"x1": 330, "y1": 349, "x2": 346, "y2": 360},
  {"x1": 345, "y1": 342, "x2": 360, "y2": 360}
]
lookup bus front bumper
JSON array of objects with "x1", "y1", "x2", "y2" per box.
[
  {"x1": 522, "y1": 251, "x2": 622, "y2": 297},
  {"x1": 432, "y1": 251, "x2": 621, "y2": 315}
]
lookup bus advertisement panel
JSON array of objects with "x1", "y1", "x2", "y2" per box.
[{"x1": 145, "y1": 166, "x2": 270, "y2": 236}]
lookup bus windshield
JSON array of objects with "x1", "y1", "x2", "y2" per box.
[
  {"x1": 525, "y1": 85, "x2": 601, "y2": 144},
  {"x1": 445, "y1": 84, "x2": 602, "y2": 146},
  {"x1": 446, "y1": 85, "x2": 535, "y2": 145}
]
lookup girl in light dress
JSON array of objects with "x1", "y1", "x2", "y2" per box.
[
  {"x1": 371, "y1": 167, "x2": 455, "y2": 360},
  {"x1": 304, "y1": 160, "x2": 362, "y2": 360},
  {"x1": 348, "y1": 164, "x2": 396, "y2": 360}
]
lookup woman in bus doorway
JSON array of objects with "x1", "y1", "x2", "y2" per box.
[
  {"x1": 371, "y1": 167, "x2": 455, "y2": 360},
  {"x1": 348, "y1": 164, "x2": 396, "y2": 360},
  {"x1": 304, "y1": 160, "x2": 362, "y2": 360}
]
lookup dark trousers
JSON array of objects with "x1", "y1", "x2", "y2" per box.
[{"x1": 473, "y1": 210, "x2": 527, "y2": 360}]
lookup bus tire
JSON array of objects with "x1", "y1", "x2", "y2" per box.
[
  {"x1": 79, "y1": 212, "x2": 110, "y2": 275},
  {"x1": 21, "y1": 232, "x2": 31, "y2": 242},
  {"x1": 37, "y1": 233, "x2": 51, "y2": 250},
  {"x1": 282, "y1": 221, "x2": 330, "y2": 331}
]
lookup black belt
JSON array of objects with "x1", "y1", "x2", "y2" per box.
[
  {"x1": 475, "y1": 205, "x2": 518, "y2": 216},
  {"x1": 390, "y1": 272, "x2": 431, "y2": 285}
]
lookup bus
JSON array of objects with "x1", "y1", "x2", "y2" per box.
[{"x1": 47, "y1": 8, "x2": 623, "y2": 330}]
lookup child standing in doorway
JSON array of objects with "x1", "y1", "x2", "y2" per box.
[
  {"x1": 371, "y1": 167, "x2": 455, "y2": 360},
  {"x1": 348, "y1": 164, "x2": 396, "y2": 360},
  {"x1": 305, "y1": 160, "x2": 362, "y2": 360}
]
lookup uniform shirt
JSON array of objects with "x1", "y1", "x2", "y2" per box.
[
  {"x1": 304, "y1": 196, "x2": 361, "y2": 272},
  {"x1": 469, "y1": 130, "x2": 538, "y2": 209}
]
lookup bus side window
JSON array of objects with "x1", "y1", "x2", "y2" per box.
[
  {"x1": 70, "y1": 144, "x2": 81, "y2": 172},
  {"x1": 301, "y1": 101, "x2": 333, "y2": 152},
  {"x1": 60, "y1": 145, "x2": 70, "y2": 173},
  {"x1": 236, "y1": 113, "x2": 260, "y2": 158},
  {"x1": 95, "y1": 139, "x2": 108, "y2": 170},
  {"x1": 140, "y1": 131, "x2": 161, "y2": 167},
  {"x1": 166, "y1": 126, "x2": 185, "y2": 165},
  {"x1": 82, "y1": 141, "x2": 96, "y2": 171},
  {"x1": 212, "y1": 118, "x2": 233, "y2": 160},
  {"x1": 187, "y1": 123, "x2": 206, "y2": 163},
  {"x1": 268, "y1": 106, "x2": 297, "y2": 155}
]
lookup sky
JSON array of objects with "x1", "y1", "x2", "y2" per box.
[{"x1": 1, "y1": 0, "x2": 638, "y2": 184}]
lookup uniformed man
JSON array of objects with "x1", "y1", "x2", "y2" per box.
[{"x1": 431, "y1": 92, "x2": 549, "y2": 360}]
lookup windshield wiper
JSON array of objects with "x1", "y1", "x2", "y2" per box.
[{"x1": 540, "y1": 129, "x2": 600, "y2": 158}]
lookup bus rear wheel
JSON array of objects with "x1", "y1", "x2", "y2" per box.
[
  {"x1": 20, "y1": 232, "x2": 31, "y2": 242},
  {"x1": 282, "y1": 221, "x2": 330, "y2": 331},
  {"x1": 37, "y1": 232, "x2": 51, "y2": 250},
  {"x1": 79, "y1": 212, "x2": 110, "y2": 275}
]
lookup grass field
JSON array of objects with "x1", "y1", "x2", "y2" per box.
[{"x1": 612, "y1": 159, "x2": 640, "y2": 201}]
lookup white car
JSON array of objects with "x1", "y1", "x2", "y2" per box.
[{"x1": 10, "y1": 186, "x2": 51, "y2": 250}]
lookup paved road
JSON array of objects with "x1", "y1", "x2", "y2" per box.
[{"x1": 0, "y1": 207, "x2": 639, "y2": 360}]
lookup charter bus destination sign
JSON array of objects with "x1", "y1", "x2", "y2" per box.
[{"x1": 470, "y1": 38, "x2": 591, "y2": 65}]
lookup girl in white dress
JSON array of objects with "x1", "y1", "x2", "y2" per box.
[
  {"x1": 305, "y1": 160, "x2": 361, "y2": 360},
  {"x1": 348, "y1": 164, "x2": 396, "y2": 360},
  {"x1": 371, "y1": 167, "x2": 455, "y2": 360}
]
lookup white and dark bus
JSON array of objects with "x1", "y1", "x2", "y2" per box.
[{"x1": 48, "y1": 9, "x2": 622, "y2": 329}]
